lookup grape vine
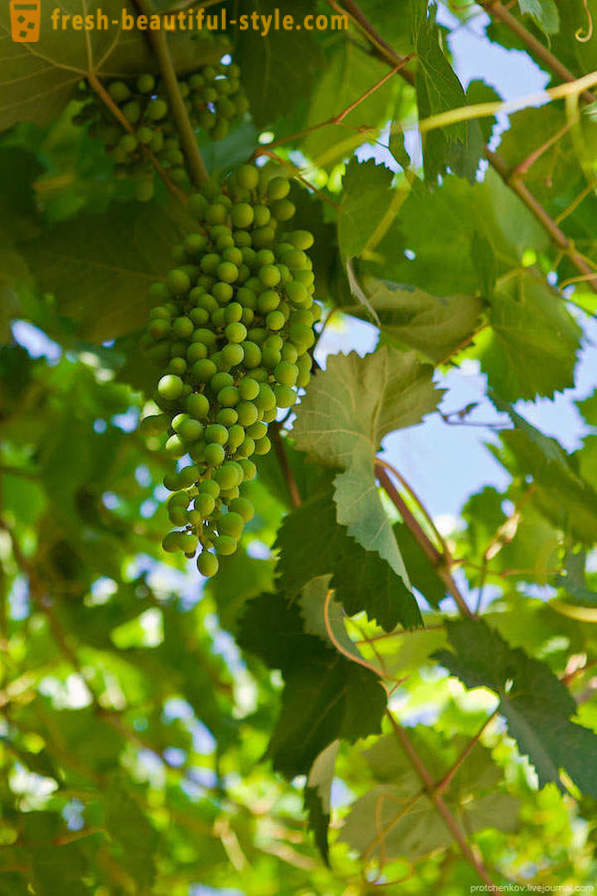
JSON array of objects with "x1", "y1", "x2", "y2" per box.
[
  {"x1": 139, "y1": 163, "x2": 320, "y2": 576},
  {"x1": 76, "y1": 61, "x2": 248, "y2": 200}
]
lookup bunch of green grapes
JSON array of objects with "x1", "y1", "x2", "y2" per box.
[
  {"x1": 139, "y1": 163, "x2": 320, "y2": 577},
  {"x1": 76, "y1": 62, "x2": 248, "y2": 201}
]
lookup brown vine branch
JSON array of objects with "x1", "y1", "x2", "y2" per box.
[
  {"x1": 385, "y1": 709, "x2": 505, "y2": 893},
  {"x1": 132, "y1": 0, "x2": 209, "y2": 188},
  {"x1": 374, "y1": 463, "x2": 475, "y2": 619},
  {"x1": 270, "y1": 423, "x2": 302, "y2": 508}
]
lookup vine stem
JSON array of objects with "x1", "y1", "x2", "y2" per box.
[
  {"x1": 132, "y1": 0, "x2": 209, "y2": 188},
  {"x1": 269, "y1": 423, "x2": 302, "y2": 508},
  {"x1": 87, "y1": 72, "x2": 187, "y2": 202},
  {"x1": 374, "y1": 463, "x2": 475, "y2": 619},
  {"x1": 329, "y1": 0, "x2": 597, "y2": 293},
  {"x1": 385, "y1": 709, "x2": 505, "y2": 894}
]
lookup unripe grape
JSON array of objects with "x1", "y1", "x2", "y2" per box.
[
  {"x1": 199, "y1": 479, "x2": 220, "y2": 498},
  {"x1": 222, "y1": 343, "x2": 244, "y2": 367},
  {"x1": 137, "y1": 73, "x2": 156, "y2": 93},
  {"x1": 166, "y1": 434, "x2": 186, "y2": 457},
  {"x1": 214, "y1": 535, "x2": 237, "y2": 556},
  {"x1": 192, "y1": 358, "x2": 218, "y2": 383},
  {"x1": 254, "y1": 436, "x2": 272, "y2": 455},
  {"x1": 236, "y1": 164, "x2": 259, "y2": 190},
  {"x1": 187, "y1": 342, "x2": 208, "y2": 364},
  {"x1": 198, "y1": 551, "x2": 219, "y2": 577},
  {"x1": 274, "y1": 384, "x2": 297, "y2": 408},
  {"x1": 205, "y1": 423, "x2": 228, "y2": 445},
  {"x1": 227, "y1": 424, "x2": 245, "y2": 450},
  {"x1": 139, "y1": 413, "x2": 169, "y2": 436},
  {"x1": 167, "y1": 269, "x2": 191, "y2": 296},
  {"x1": 158, "y1": 374, "x2": 184, "y2": 400},
  {"x1": 274, "y1": 361, "x2": 298, "y2": 386},
  {"x1": 217, "y1": 407, "x2": 238, "y2": 426},
  {"x1": 229, "y1": 497, "x2": 254, "y2": 522},
  {"x1": 147, "y1": 98, "x2": 168, "y2": 120},
  {"x1": 205, "y1": 442, "x2": 226, "y2": 466},
  {"x1": 219, "y1": 512, "x2": 244, "y2": 538},
  {"x1": 195, "y1": 493, "x2": 216, "y2": 516},
  {"x1": 218, "y1": 386, "x2": 240, "y2": 407},
  {"x1": 109, "y1": 81, "x2": 131, "y2": 102},
  {"x1": 267, "y1": 177, "x2": 290, "y2": 200},
  {"x1": 225, "y1": 322, "x2": 247, "y2": 344}
]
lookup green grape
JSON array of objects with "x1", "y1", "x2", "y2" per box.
[
  {"x1": 158, "y1": 374, "x2": 184, "y2": 401},
  {"x1": 195, "y1": 493, "x2": 216, "y2": 516},
  {"x1": 204, "y1": 442, "x2": 226, "y2": 466},
  {"x1": 197, "y1": 551, "x2": 219, "y2": 577},
  {"x1": 229, "y1": 497, "x2": 254, "y2": 522},
  {"x1": 139, "y1": 413, "x2": 169, "y2": 436},
  {"x1": 213, "y1": 535, "x2": 237, "y2": 556},
  {"x1": 205, "y1": 423, "x2": 228, "y2": 445},
  {"x1": 219, "y1": 512, "x2": 244, "y2": 538},
  {"x1": 274, "y1": 361, "x2": 298, "y2": 386}
]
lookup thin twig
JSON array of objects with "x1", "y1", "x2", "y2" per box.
[
  {"x1": 434, "y1": 711, "x2": 498, "y2": 795},
  {"x1": 374, "y1": 463, "x2": 475, "y2": 619},
  {"x1": 270, "y1": 424, "x2": 301, "y2": 507},
  {"x1": 385, "y1": 709, "x2": 505, "y2": 894}
]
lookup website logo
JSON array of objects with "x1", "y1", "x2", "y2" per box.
[{"x1": 10, "y1": 0, "x2": 41, "y2": 42}]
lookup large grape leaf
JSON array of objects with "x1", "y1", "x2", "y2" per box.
[
  {"x1": 300, "y1": 40, "x2": 403, "y2": 169},
  {"x1": 17, "y1": 200, "x2": 193, "y2": 341},
  {"x1": 293, "y1": 346, "x2": 441, "y2": 578},
  {"x1": 237, "y1": 593, "x2": 386, "y2": 778},
  {"x1": 491, "y1": 399, "x2": 597, "y2": 544},
  {"x1": 337, "y1": 158, "x2": 395, "y2": 261},
  {"x1": 480, "y1": 272, "x2": 581, "y2": 401},
  {"x1": 276, "y1": 494, "x2": 422, "y2": 632},
  {"x1": 411, "y1": 0, "x2": 485, "y2": 182},
  {"x1": 234, "y1": 0, "x2": 323, "y2": 129},
  {"x1": 304, "y1": 739, "x2": 339, "y2": 865},
  {"x1": 354, "y1": 276, "x2": 485, "y2": 364},
  {"x1": 340, "y1": 730, "x2": 519, "y2": 861},
  {"x1": 0, "y1": 0, "x2": 224, "y2": 131},
  {"x1": 433, "y1": 619, "x2": 597, "y2": 797}
]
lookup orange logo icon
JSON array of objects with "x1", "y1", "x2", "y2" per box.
[{"x1": 10, "y1": 0, "x2": 41, "y2": 42}]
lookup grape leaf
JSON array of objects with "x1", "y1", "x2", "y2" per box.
[
  {"x1": 394, "y1": 523, "x2": 446, "y2": 608},
  {"x1": 301, "y1": 42, "x2": 400, "y2": 169},
  {"x1": 490, "y1": 399, "x2": 597, "y2": 544},
  {"x1": 276, "y1": 493, "x2": 422, "y2": 632},
  {"x1": 338, "y1": 158, "x2": 394, "y2": 260},
  {"x1": 299, "y1": 574, "x2": 365, "y2": 663},
  {"x1": 411, "y1": 1, "x2": 485, "y2": 182},
  {"x1": 341, "y1": 732, "x2": 519, "y2": 861},
  {"x1": 18, "y1": 200, "x2": 193, "y2": 341},
  {"x1": 481, "y1": 273, "x2": 581, "y2": 401},
  {"x1": 104, "y1": 780, "x2": 158, "y2": 890},
  {"x1": 518, "y1": 0, "x2": 560, "y2": 35},
  {"x1": 304, "y1": 739, "x2": 339, "y2": 865},
  {"x1": 237, "y1": 593, "x2": 386, "y2": 777},
  {"x1": 235, "y1": 0, "x2": 323, "y2": 129},
  {"x1": 293, "y1": 346, "x2": 441, "y2": 579},
  {"x1": 355, "y1": 276, "x2": 485, "y2": 364},
  {"x1": 433, "y1": 618, "x2": 597, "y2": 797}
]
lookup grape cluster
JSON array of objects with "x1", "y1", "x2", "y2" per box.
[
  {"x1": 139, "y1": 164, "x2": 320, "y2": 577},
  {"x1": 77, "y1": 62, "x2": 248, "y2": 201}
]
